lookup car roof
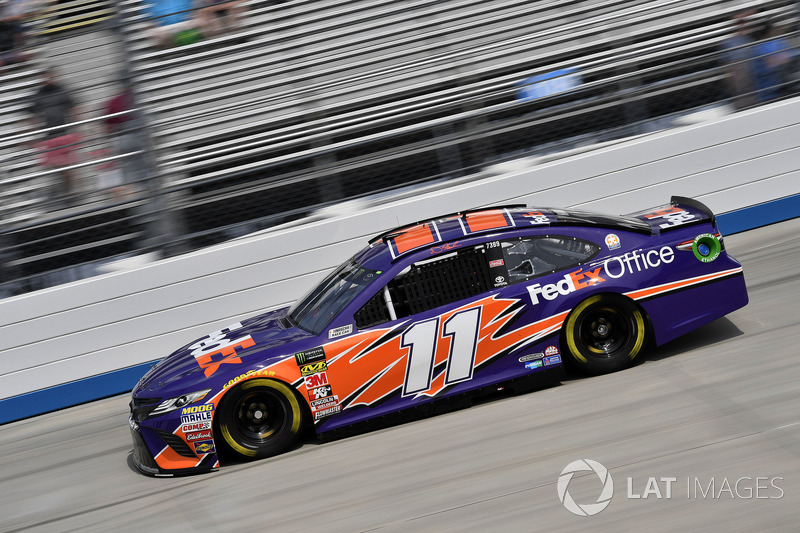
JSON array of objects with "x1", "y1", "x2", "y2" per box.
[{"x1": 356, "y1": 205, "x2": 651, "y2": 267}]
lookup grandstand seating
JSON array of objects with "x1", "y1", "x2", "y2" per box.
[{"x1": 0, "y1": 0, "x2": 797, "y2": 297}]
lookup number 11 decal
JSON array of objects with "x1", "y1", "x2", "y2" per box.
[{"x1": 401, "y1": 307, "x2": 481, "y2": 396}]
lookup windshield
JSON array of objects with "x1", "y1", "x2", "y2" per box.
[{"x1": 288, "y1": 258, "x2": 379, "y2": 335}]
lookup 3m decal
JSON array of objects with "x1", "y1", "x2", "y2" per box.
[
  {"x1": 193, "y1": 440, "x2": 215, "y2": 455},
  {"x1": 304, "y1": 372, "x2": 329, "y2": 389},
  {"x1": 644, "y1": 207, "x2": 696, "y2": 229},
  {"x1": 189, "y1": 323, "x2": 255, "y2": 377},
  {"x1": 605, "y1": 234, "x2": 621, "y2": 250},
  {"x1": 300, "y1": 361, "x2": 328, "y2": 376},
  {"x1": 328, "y1": 324, "x2": 353, "y2": 339},
  {"x1": 294, "y1": 347, "x2": 326, "y2": 365}
]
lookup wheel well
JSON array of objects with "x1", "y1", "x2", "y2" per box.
[
  {"x1": 214, "y1": 377, "x2": 313, "y2": 433},
  {"x1": 560, "y1": 292, "x2": 654, "y2": 350}
]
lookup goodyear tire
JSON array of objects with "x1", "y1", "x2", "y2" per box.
[
  {"x1": 215, "y1": 379, "x2": 304, "y2": 461},
  {"x1": 562, "y1": 294, "x2": 646, "y2": 375}
]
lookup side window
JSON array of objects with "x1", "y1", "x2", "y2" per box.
[
  {"x1": 354, "y1": 246, "x2": 491, "y2": 328},
  {"x1": 498, "y1": 236, "x2": 600, "y2": 284}
]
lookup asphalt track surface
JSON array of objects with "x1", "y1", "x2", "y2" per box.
[{"x1": 2, "y1": 218, "x2": 800, "y2": 532}]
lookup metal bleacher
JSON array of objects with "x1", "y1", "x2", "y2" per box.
[{"x1": 0, "y1": 0, "x2": 797, "y2": 298}]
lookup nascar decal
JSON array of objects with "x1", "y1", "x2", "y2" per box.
[
  {"x1": 189, "y1": 322, "x2": 255, "y2": 377},
  {"x1": 293, "y1": 295, "x2": 569, "y2": 420},
  {"x1": 328, "y1": 324, "x2": 353, "y2": 339}
]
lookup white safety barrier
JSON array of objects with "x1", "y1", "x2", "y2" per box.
[{"x1": 1, "y1": 97, "x2": 798, "y2": 419}]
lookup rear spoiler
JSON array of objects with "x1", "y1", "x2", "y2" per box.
[{"x1": 625, "y1": 196, "x2": 716, "y2": 234}]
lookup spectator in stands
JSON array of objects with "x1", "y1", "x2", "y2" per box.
[
  {"x1": 194, "y1": 0, "x2": 245, "y2": 37},
  {"x1": 102, "y1": 77, "x2": 148, "y2": 198},
  {"x1": 27, "y1": 68, "x2": 80, "y2": 198},
  {"x1": 720, "y1": 10, "x2": 757, "y2": 110},
  {"x1": 145, "y1": 0, "x2": 202, "y2": 49},
  {"x1": 0, "y1": 7, "x2": 33, "y2": 70},
  {"x1": 752, "y1": 20, "x2": 797, "y2": 102}
]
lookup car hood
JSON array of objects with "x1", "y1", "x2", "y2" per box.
[{"x1": 134, "y1": 307, "x2": 310, "y2": 395}]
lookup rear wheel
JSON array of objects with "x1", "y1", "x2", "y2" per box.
[
  {"x1": 215, "y1": 378, "x2": 304, "y2": 460},
  {"x1": 563, "y1": 294, "x2": 646, "y2": 374}
]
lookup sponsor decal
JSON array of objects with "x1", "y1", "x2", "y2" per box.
[
  {"x1": 181, "y1": 404, "x2": 213, "y2": 415},
  {"x1": 223, "y1": 368, "x2": 276, "y2": 389},
  {"x1": 193, "y1": 440, "x2": 215, "y2": 455},
  {"x1": 300, "y1": 361, "x2": 328, "y2": 376},
  {"x1": 294, "y1": 347, "x2": 326, "y2": 365},
  {"x1": 605, "y1": 234, "x2": 621, "y2": 250},
  {"x1": 525, "y1": 360, "x2": 543, "y2": 370},
  {"x1": 185, "y1": 430, "x2": 213, "y2": 442},
  {"x1": 329, "y1": 324, "x2": 353, "y2": 339},
  {"x1": 643, "y1": 207, "x2": 696, "y2": 229},
  {"x1": 489, "y1": 259, "x2": 505, "y2": 268},
  {"x1": 304, "y1": 372, "x2": 329, "y2": 389},
  {"x1": 523, "y1": 210, "x2": 549, "y2": 224},
  {"x1": 544, "y1": 355, "x2": 562, "y2": 366},
  {"x1": 308, "y1": 384, "x2": 333, "y2": 401},
  {"x1": 313, "y1": 404, "x2": 342, "y2": 420},
  {"x1": 519, "y1": 352, "x2": 544, "y2": 362},
  {"x1": 311, "y1": 395, "x2": 340, "y2": 409},
  {"x1": 545, "y1": 345, "x2": 559, "y2": 356},
  {"x1": 181, "y1": 411, "x2": 213, "y2": 424},
  {"x1": 429, "y1": 241, "x2": 462, "y2": 255},
  {"x1": 189, "y1": 323, "x2": 255, "y2": 377},
  {"x1": 494, "y1": 275, "x2": 507, "y2": 287},
  {"x1": 527, "y1": 267, "x2": 605, "y2": 305},
  {"x1": 181, "y1": 421, "x2": 212, "y2": 432},
  {"x1": 692, "y1": 233, "x2": 721, "y2": 263},
  {"x1": 603, "y1": 246, "x2": 674, "y2": 279}
]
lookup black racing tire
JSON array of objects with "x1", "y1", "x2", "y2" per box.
[
  {"x1": 215, "y1": 378, "x2": 304, "y2": 461},
  {"x1": 562, "y1": 294, "x2": 646, "y2": 375}
]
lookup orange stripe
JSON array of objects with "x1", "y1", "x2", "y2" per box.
[
  {"x1": 393, "y1": 223, "x2": 436, "y2": 254},
  {"x1": 626, "y1": 268, "x2": 742, "y2": 301},
  {"x1": 465, "y1": 210, "x2": 509, "y2": 232}
]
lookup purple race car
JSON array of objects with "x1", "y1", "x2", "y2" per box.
[{"x1": 129, "y1": 196, "x2": 747, "y2": 475}]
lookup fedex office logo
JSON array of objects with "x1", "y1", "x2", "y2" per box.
[{"x1": 527, "y1": 268, "x2": 605, "y2": 305}]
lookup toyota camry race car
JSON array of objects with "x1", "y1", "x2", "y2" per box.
[{"x1": 130, "y1": 197, "x2": 748, "y2": 475}]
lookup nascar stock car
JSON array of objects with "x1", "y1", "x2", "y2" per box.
[{"x1": 129, "y1": 196, "x2": 748, "y2": 475}]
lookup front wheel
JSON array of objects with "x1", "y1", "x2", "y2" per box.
[
  {"x1": 563, "y1": 294, "x2": 646, "y2": 375},
  {"x1": 215, "y1": 378, "x2": 305, "y2": 461}
]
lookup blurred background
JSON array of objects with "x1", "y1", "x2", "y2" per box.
[{"x1": 1, "y1": 0, "x2": 798, "y2": 299}]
